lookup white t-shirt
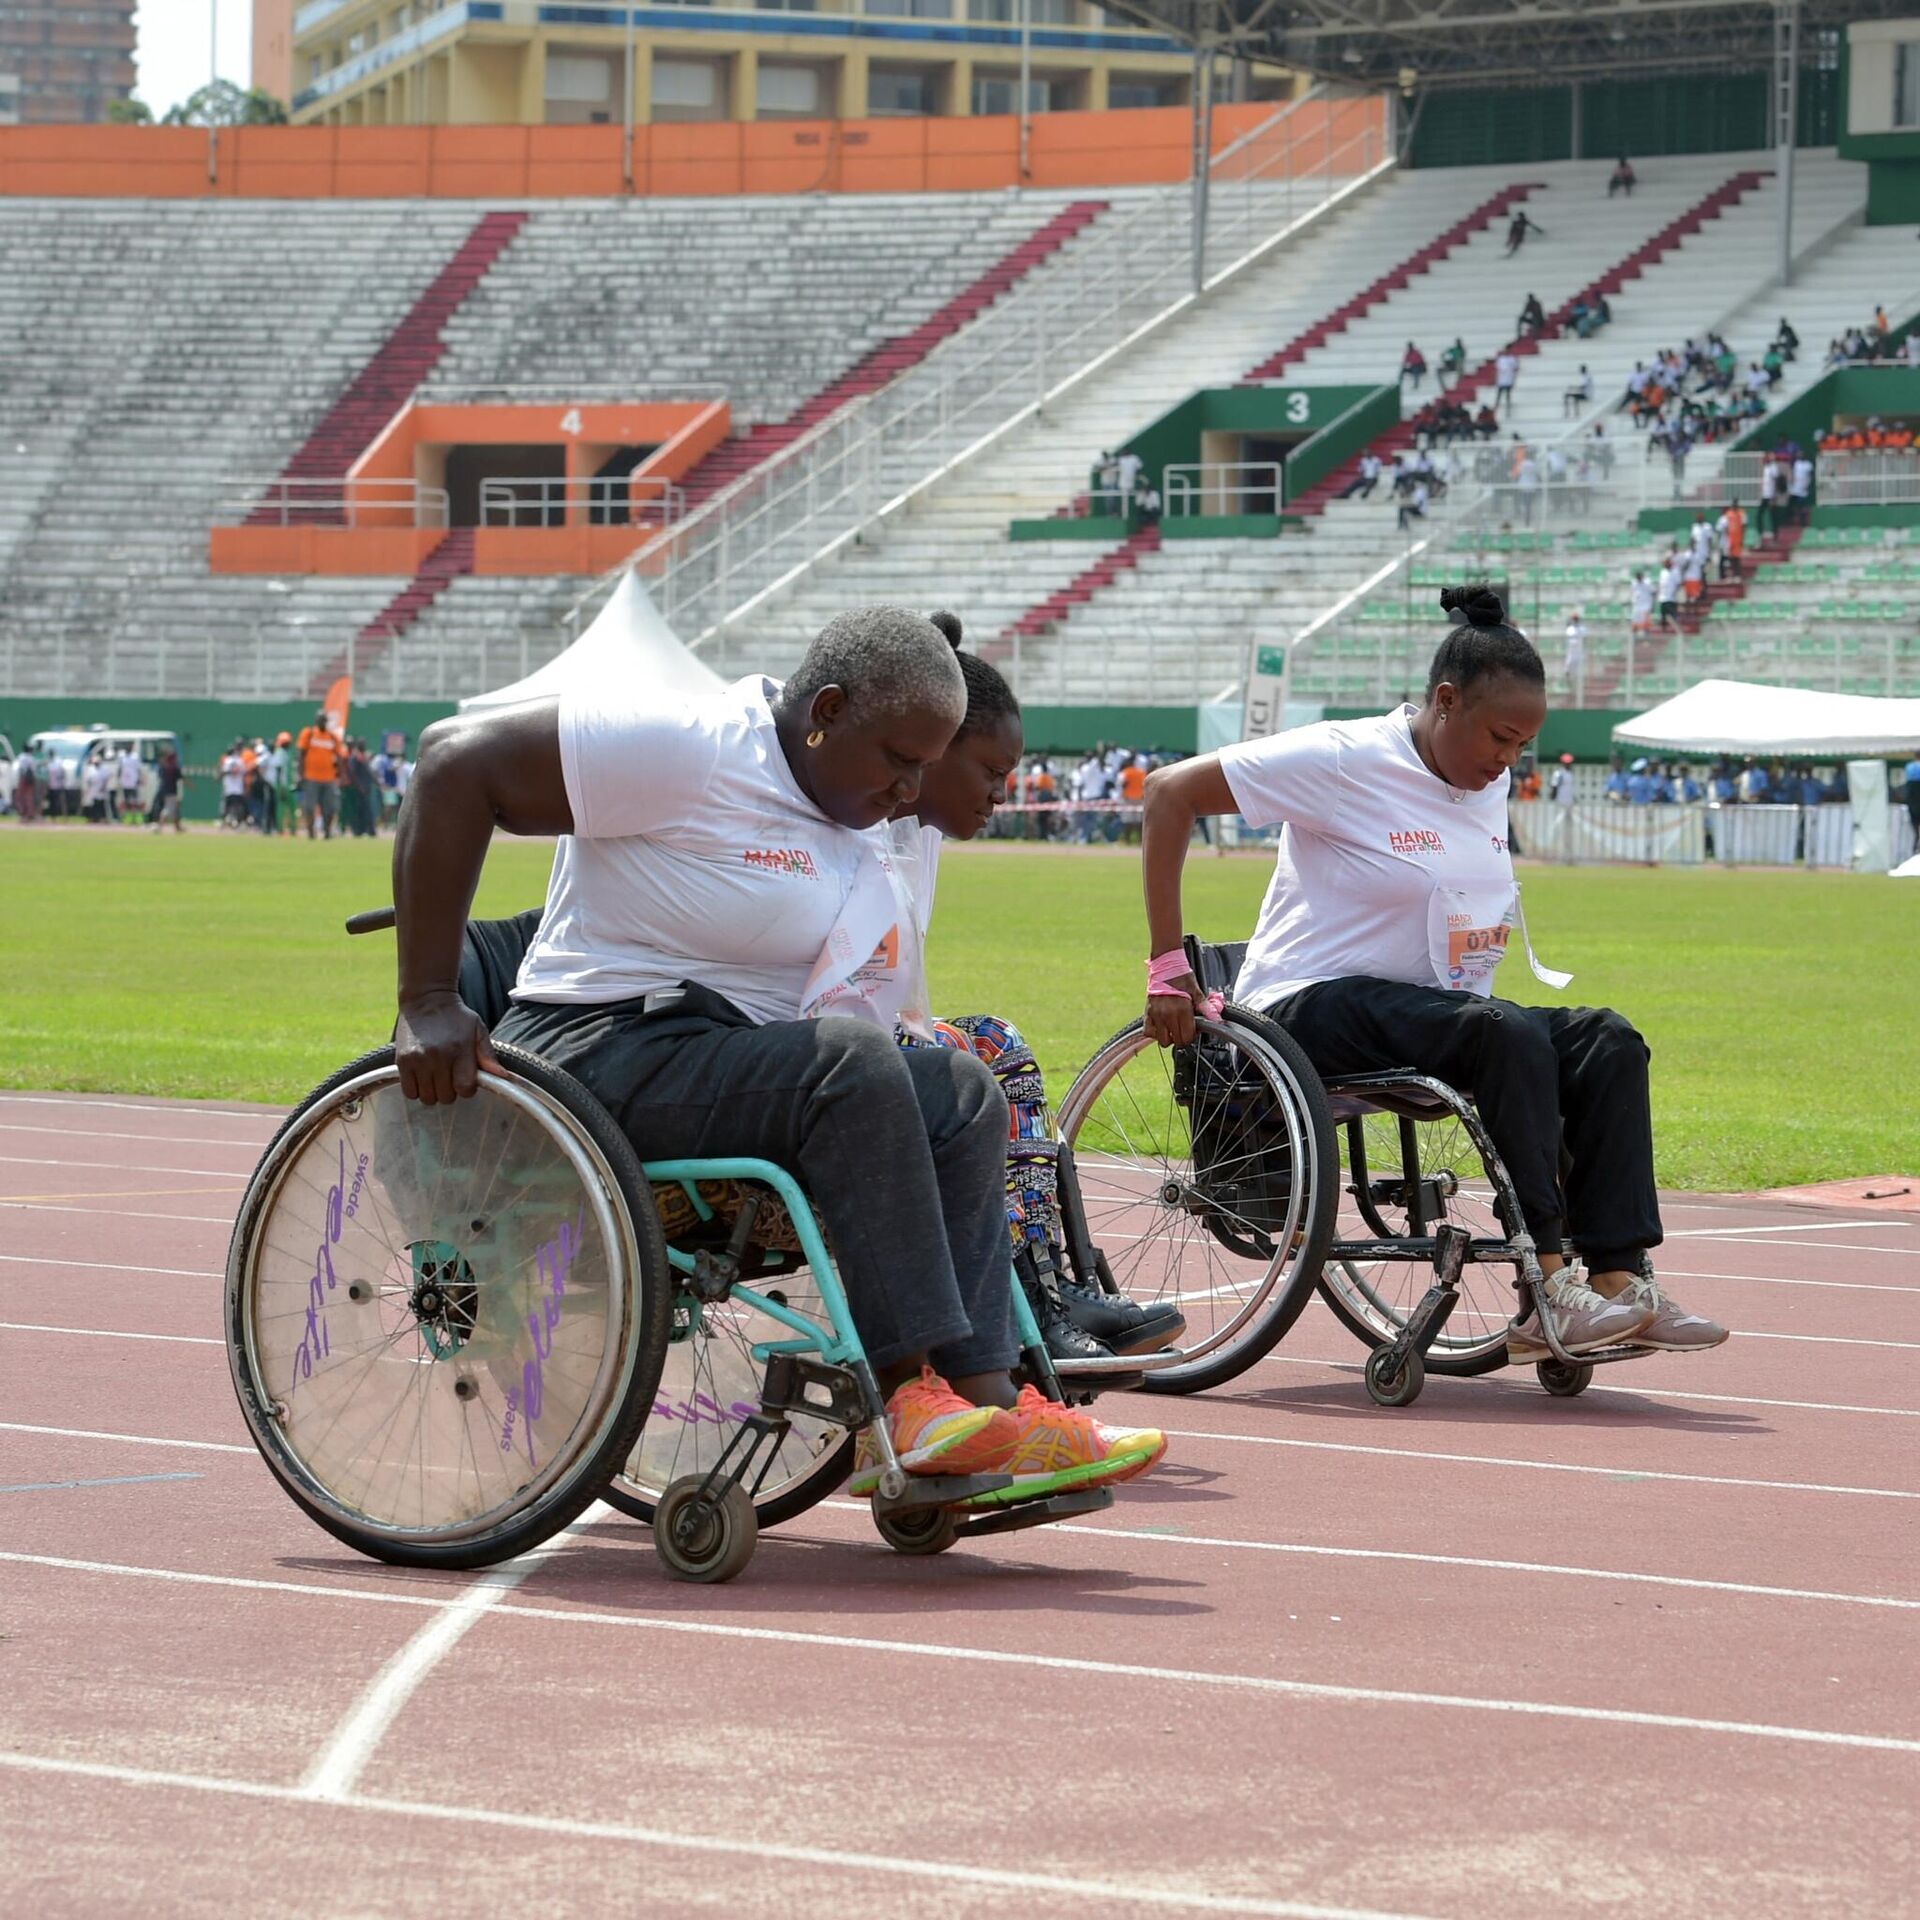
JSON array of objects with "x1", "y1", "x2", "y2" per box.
[
  {"x1": 1630, "y1": 576, "x2": 1655, "y2": 620},
  {"x1": 1218, "y1": 706, "x2": 1516, "y2": 1008},
  {"x1": 1791, "y1": 457, "x2": 1814, "y2": 497},
  {"x1": 886, "y1": 819, "x2": 944, "y2": 1042},
  {"x1": 1656, "y1": 562, "x2": 1680, "y2": 601},
  {"x1": 119, "y1": 751, "x2": 141, "y2": 790},
  {"x1": 1495, "y1": 353, "x2": 1519, "y2": 389},
  {"x1": 221, "y1": 754, "x2": 245, "y2": 798},
  {"x1": 515, "y1": 675, "x2": 894, "y2": 1026}
]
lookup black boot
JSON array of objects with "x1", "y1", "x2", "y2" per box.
[
  {"x1": 1016, "y1": 1245, "x2": 1117, "y2": 1364},
  {"x1": 1057, "y1": 1269, "x2": 1187, "y2": 1357}
]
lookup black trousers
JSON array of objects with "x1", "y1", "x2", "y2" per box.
[
  {"x1": 1265, "y1": 977, "x2": 1662, "y2": 1272},
  {"x1": 494, "y1": 985, "x2": 1018, "y2": 1377}
]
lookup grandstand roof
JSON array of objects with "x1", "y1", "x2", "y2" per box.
[{"x1": 1101, "y1": 0, "x2": 1899, "y2": 90}]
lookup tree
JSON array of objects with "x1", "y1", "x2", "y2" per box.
[
  {"x1": 107, "y1": 97, "x2": 153, "y2": 124},
  {"x1": 160, "y1": 81, "x2": 290, "y2": 127}
]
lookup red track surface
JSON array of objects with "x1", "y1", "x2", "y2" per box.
[{"x1": 3, "y1": 1088, "x2": 1916, "y2": 1918}]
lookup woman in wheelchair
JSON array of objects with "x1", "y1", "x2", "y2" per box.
[
  {"x1": 888, "y1": 615, "x2": 1186, "y2": 1366},
  {"x1": 392, "y1": 604, "x2": 1167, "y2": 1499},
  {"x1": 1137, "y1": 585, "x2": 1728, "y2": 1360}
]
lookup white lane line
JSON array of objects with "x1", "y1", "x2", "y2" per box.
[
  {"x1": 0, "y1": 1093, "x2": 275, "y2": 1123},
  {"x1": 302, "y1": 1505, "x2": 608, "y2": 1802},
  {"x1": 0, "y1": 1423, "x2": 253, "y2": 1455},
  {"x1": 818, "y1": 1500, "x2": 1920, "y2": 1612},
  {"x1": 1656, "y1": 1266, "x2": 1920, "y2": 1298},
  {"x1": 1248, "y1": 1354, "x2": 1920, "y2": 1422},
  {"x1": 1696, "y1": 1239, "x2": 1917, "y2": 1258},
  {"x1": 6, "y1": 1550, "x2": 1920, "y2": 1758},
  {"x1": 1729, "y1": 1330, "x2": 1920, "y2": 1351},
  {"x1": 0, "y1": 1752, "x2": 1422, "y2": 1920},
  {"x1": 0, "y1": 1155, "x2": 246, "y2": 1180},
  {"x1": 0, "y1": 1203, "x2": 235, "y2": 1225},
  {"x1": 0, "y1": 1124, "x2": 266, "y2": 1151},
  {"x1": 1154, "y1": 1428, "x2": 1920, "y2": 1501},
  {"x1": 0, "y1": 1252, "x2": 221, "y2": 1280},
  {"x1": 0, "y1": 1322, "x2": 221, "y2": 1346},
  {"x1": 1668, "y1": 1221, "x2": 1904, "y2": 1238}
]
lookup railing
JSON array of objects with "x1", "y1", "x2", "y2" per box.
[
  {"x1": 479, "y1": 474, "x2": 686, "y2": 527},
  {"x1": 1814, "y1": 450, "x2": 1920, "y2": 509},
  {"x1": 415, "y1": 383, "x2": 729, "y2": 408},
  {"x1": 563, "y1": 89, "x2": 1391, "y2": 644},
  {"x1": 1163, "y1": 460, "x2": 1284, "y2": 517},
  {"x1": 225, "y1": 478, "x2": 451, "y2": 528}
]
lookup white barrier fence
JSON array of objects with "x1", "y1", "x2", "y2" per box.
[{"x1": 1511, "y1": 801, "x2": 1917, "y2": 868}]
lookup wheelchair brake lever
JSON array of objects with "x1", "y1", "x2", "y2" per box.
[{"x1": 346, "y1": 906, "x2": 397, "y2": 936}]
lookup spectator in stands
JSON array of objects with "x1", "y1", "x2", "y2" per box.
[
  {"x1": 1438, "y1": 337, "x2": 1467, "y2": 388},
  {"x1": 1716, "y1": 499, "x2": 1747, "y2": 580},
  {"x1": 1789, "y1": 450, "x2": 1814, "y2": 523},
  {"x1": 1515, "y1": 449, "x2": 1541, "y2": 524},
  {"x1": 1680, "y1": 540, "x2": 1706, "y2": 608},
  {"x1": 1504, "y1": 208, "x2": 1544, "y2": 255},
  {"x1": 1626, "y1": 758, "x2": 1659, "y2": 805},
  {"x1": 151, "y1": 747, "x2": 185, "y2": 834},
  {"x1": 1773, "y1": 317, "x2": 1798, "y2": 362},
  {"x1": 296, "y1": 709, "x2": 342, "y2": 841},
  {"x1": 1517, "y1": 293, "x2": 1546, "y2": 340},
  {"x1": 1396, "y1": 478, "x2": 1430, "y2": 533},
  {"x1": 1116, "y1": 449, "x2": 1144, "y2": 506},
  {"x1": 1562, "y1": 365, "x2": 1595, "y2": 418},
  {"x1": 11, "y1": 742, "x2": 40, "y2": 825},
  {"x1": 1629, "y1": 567, "x2": 1655, "y2": 641},
  {"x1": 1656, "y1": 552, "x2": 1682, "y2": 632},
  {"x1": 1132, "y1": 480, "x2": 1162, "y2": 526},
  {"x1": 1563, "y1": 608, "x2": 1586, "y2": 696},
  {"x1": 1400, "y1": 342, "x2": 1428, "y2": 391},
  {"x1": 1472, "y1": 402, "x2": 1499, "y2": 440},
  {"x1": 1493, "y1": 347, "x2": 1519, "y2": 415},
  {"x1": 1340, "y1": 452, "x2": 1384, "y2": 500},
  {"x1": 1608, "y1": 157, "x2": 1636, "y2": 198}
]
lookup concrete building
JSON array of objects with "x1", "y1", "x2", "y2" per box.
[
  {"x1": 279, "y1": 0, "x2": 1252, "y2": 128},
  {"x1": 0, "y1": 0, "x2": 135, "y2": 123}
]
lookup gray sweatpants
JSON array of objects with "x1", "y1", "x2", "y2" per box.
[{"x1": 493, "y1": 984, "x2": 1018, "y2": 1377}]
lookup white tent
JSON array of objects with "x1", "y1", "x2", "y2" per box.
[
  {"x1": 1612, "y1": 679, "x2": 1920, "y2": 758},
  {"x1": 458, "y1": 568, "x2": 722, "y2": 713}
]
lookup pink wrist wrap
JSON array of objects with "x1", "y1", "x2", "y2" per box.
[{"x1": 1146, "y1": 949, "x2": 1224, "y2": 1019}]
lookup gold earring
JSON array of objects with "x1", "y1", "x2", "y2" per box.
[{"x1": 806, "y1": 728, "x2": 826, "y2": 748}]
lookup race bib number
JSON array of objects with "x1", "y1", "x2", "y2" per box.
[{"x1": 1427, "y1": 884, "x2": 1517, "y2": 995}]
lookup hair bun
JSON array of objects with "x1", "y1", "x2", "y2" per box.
[
  {"x1": 1438, "y1": 584, "x2": 1507, "y2": 629},
  {"x1": 928, "y1": 610, "x2": 964, "y2": 650}
]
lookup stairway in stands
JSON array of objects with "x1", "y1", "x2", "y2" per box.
[
  {"x1": 253, "y1": 210, "x2": 529, "y2": 524},
  {"x1": 998, "y1": 525, "x2": 1162, "y2": 644},
  {"x1": 674, "y1": 200, "x2": 1107, "y2": 508},
  {"x1": 308, "y1": 528, "x2": 477, "y2": 692},
  {"x1": 1287, "y1": 169, "x2": 1771, "y2": 516}
]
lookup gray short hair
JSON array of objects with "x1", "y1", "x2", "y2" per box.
[{"x1": 784, "y1": 606, "x2": 965, "y2": 728}]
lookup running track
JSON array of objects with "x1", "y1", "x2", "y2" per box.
[{"x1": 2, "y1": 1089, "x2": 1916, "y2": 1918}]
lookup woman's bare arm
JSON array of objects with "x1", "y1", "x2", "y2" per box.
[{"x1": 1140, "y1": 754, "x2": 1239, "y2": 1047}]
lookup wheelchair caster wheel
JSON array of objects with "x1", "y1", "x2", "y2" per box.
[
  {"x1": 1536, "y1": 1359, "x2": 1593, "y2": 1398},
  {"x1": 655, "y1": 1476, "x2": 758, "y2": 1584},
  {"x1": 874, "y1": 1504, "x2": 960, "y2": 1557},
  {"x1": 1365, "y1": 1347, "x2": 1424, "y2": 1408}
]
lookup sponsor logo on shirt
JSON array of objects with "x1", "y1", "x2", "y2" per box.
[
  {"x1": 1490, "y1": 834, "x2": 1509, "y2": 854},
  {"x1": 1388, "y1": 828, "x2": 1446, "y2": 857},
  {"x1": 743, "y1": 847, "x2": 820, "y2": 878}
]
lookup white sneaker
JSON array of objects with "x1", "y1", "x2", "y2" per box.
[
  {"x1": 1508, "y1": 1269, "x2": 1655, "y2": 1361},
  {"x1": 1622, "y1": 1268, "x2": 1729, "y2": 1351}
]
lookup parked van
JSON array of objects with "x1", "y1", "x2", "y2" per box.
[{"x1": 28, "y1": 726, "x2": 181, "y2": 819}]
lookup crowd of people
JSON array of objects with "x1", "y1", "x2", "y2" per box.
[
  {"x1": 1000, "y1": 743, "x2": 1181, "y2": 843},
  {"x1": 7, "y1": 716, "x2": 412, "y2": 834},
  {"x1": 1602, "y1": 755, "x2": 1849, "y2": 807},
  {"x1": 1621, "y1": 325, "x2": 1794, "y2": 480},
  {"x1": 1087, "y1": 448, "x2": 1163, "y2": 524},
  {"x1": 1823, "y1": 305, "x2": 1920, "y2": 369}
]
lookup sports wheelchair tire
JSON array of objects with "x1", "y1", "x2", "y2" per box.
[
  {"x1": 1057, "y1": 1005, "x2": 1338, "y2": 1395},
  {"x1": 1537, "y1": 1359, "x2": 1593, "y2": 1398},
  {"x1": 225, "y1": 1044, "x2": 672, "y2": 1569},
  {"x1": 1363, "y1": 1346, "x2": 1425, "y2": 1408},
  {"x1": 654, "y1": 1476, "x2": 759, "y2": 1584},
  {"x1": 875, "y1": 1504, "x2": 961, "y2": 1556}
]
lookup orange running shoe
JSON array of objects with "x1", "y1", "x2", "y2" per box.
[
  {"x1": 847, "y1": 1367, "x2": 1020, "y2": 1494},
  {"x1": 985, "y1": 1385, "x2": 1167, "y2": 1497}
]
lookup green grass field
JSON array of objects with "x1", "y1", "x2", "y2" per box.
[{"x1": 1, "y1": 828, "x2": 1912, "y2": 1191}]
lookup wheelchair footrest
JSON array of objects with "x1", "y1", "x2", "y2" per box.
[
  {"x1": 1054, "y1": 1347, "x2": 1187, "y2": 1375},
  {"x1": 953, "y1": 1486, "x2": 1115, "y2": 1540},
  {"x1": 872, "y1": 1471, "x2": 1016, "y2": 1515}
]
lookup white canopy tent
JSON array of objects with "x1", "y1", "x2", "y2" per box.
[
  {"x1": 458, "y1": 569, "x2": 722, "y2": 713},
  {"x1": 1612, "y1": 679, "x2": 1920, "y2": 759}
]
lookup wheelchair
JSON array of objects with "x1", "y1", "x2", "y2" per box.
[
  {"x1": 222, "y1": 908, "x2": 1160, "y2": 1586},
  {"x1": 1054, "y1": 938, "x2": 1658, "y2": 1409}
]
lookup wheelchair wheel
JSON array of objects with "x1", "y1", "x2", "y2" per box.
[
  {"x1": 874, "y1": 1504, "x2": 960, "y2": 1557},
  {"x1": 654, "y1": 1476, "x2": 759, "y2": 1584},
  {"x1": 225, "y1": 1044, "x2": 672, "y2": 1569},
  {"x1": 1057, "y1": 1006, "x2": 1337, "y2": 1394},
  {"x1": 1537, "y1": 1359, "x2": 1593, "y2": 1398},
  {"x1": 603, "y1": 1259, "x2": 856, "y2": 1532},
  {"x1": 1364, "y1": 1346, "x2": 1425, "y2": 1408},
  {"x1": 1319, "y1": 1105, "x2": 1517, "y2": 1378}
]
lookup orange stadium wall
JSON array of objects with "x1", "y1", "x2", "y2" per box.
[{"x1": 0, "y1": 98, "x2": 1381, "y2": 199}]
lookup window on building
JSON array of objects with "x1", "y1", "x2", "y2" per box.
[
  {"x1": 1109, "y1": 76, "x2": 1179, "y2": 108},
  {"x1": 548, "y1": 51, "x2": 614, "y2": 105},
  {"x1": 867, "y1": 66, "x2": 932, "y2": 115},
  {"x1": 971, "y1": 71, "x2": 1063, "y2": 115},
  {"x1": 652, "y1": 56, "x2": 721, "y2": 119},
  {"x1": 865, "y1": 0, "x2": 953, "y2": 19},
  {"x1": 756, "y1": 61, "x2": 823, "y2": 117},
  {"x1": 755, "y1": 0, "x2": 818, "y2": 10},
  {"x1": 969, "y1": 0, "x2": 1076, "y2": 22},
  {"x1": 1897, "y1": 42, "x2": 1920, "y2": 129}
]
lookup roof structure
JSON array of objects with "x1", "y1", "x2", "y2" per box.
[{"x1": 1098, "y1": 0, "x2": 1894, "y2": 92}]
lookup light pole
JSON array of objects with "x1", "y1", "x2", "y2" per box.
[
  {"x1": 206, "y1": 0, "x2": 220, "y2": 183},
  {"x1": 1018, "y1": 0, "x2": 1032, "y2": 182},
  {"x1": 622, "y1": 2, "x2": 636, "y2": 191}
]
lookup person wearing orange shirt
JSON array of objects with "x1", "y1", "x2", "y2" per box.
[
  {"x1": 1717, "y1": 500, "x2": 1747, "y2": 581},
  {"x1": 1119, "y1": 755, "x2": 1149, "y2": 843},
  {"x1": 295, "y1": 709, "x2": 342, "y2": 841}
]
